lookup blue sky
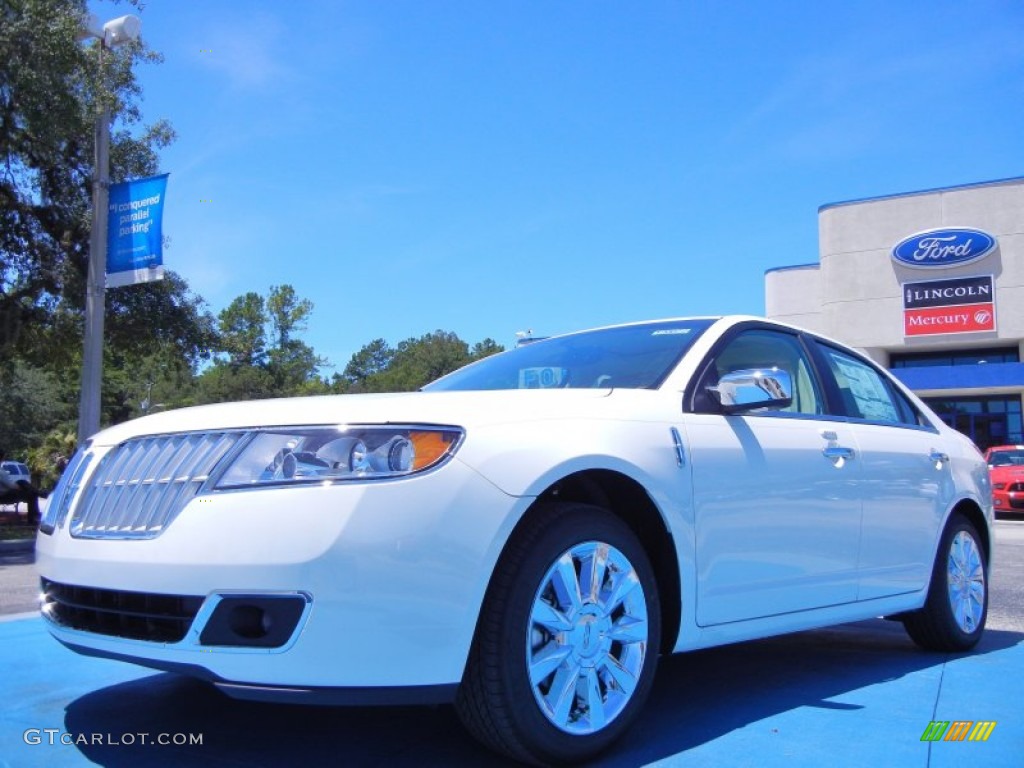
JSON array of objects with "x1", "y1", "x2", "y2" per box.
[{"x1": 93, "y1": 0, "x2": 1024, "y2": 375}]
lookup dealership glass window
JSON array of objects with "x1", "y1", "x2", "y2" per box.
[
  {"x1": 890, "y1": 348, "x2": 1020, "y2": 368},
  {"x1": 923, "y1": 396, "x2": 1023, "y2": 450}
]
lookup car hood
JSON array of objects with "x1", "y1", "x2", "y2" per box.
[
  {"x1": 88, "y1": 388, "x2": 665, "y2": 447},
  {"x1": 989, "y1": 466, "x2": 1024, "y2": 483}
]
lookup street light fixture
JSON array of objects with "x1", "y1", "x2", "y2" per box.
[{"x1": 77, "y1": 14, "x2": 142, "y2": 445}]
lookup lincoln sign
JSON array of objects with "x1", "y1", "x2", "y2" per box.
[{"x1": 903, "y1": 275, "x2": 996, "y2": 337}]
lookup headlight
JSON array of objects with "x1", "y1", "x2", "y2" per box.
[
  {"x1": 38, "y1": 446, "x2": 94, "y2": 534},
  {"x1": 212, "y1": 425, "x2": 463, "y2": 489}
]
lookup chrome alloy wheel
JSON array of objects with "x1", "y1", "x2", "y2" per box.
[
  {"x1": 527, "y1": 540, "x2": 649, "y2": 735},
  {"x1": 946, "y1": 530, "x2": 986, "y2": 634}
]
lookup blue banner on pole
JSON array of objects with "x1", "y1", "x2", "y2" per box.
[{"x1": 106, "y1": 173, "x2": 168, "y2": 288}]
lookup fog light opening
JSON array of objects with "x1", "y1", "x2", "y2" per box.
[{"x1": 228, "y1": 605, "x2": 272, "y2": 639}]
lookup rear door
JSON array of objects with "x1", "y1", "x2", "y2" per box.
[{"x1": 810, "y1": 342, "x2": 954, "y2": 599}]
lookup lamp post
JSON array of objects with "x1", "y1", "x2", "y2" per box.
[{"x1": 77, "y1": 14, "x2": 142, "y2": 445}]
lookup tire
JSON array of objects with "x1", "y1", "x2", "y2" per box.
[
  {"x1": 456, "y1": 502, "x2": 661, "y2": 766},
  {"x1": 902, "y1": 514, "x2": 988, "y2": 652}
]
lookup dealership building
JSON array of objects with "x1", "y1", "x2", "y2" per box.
[{"x1": 766, "y1": 176, "x2": 1024, "y2": 450}]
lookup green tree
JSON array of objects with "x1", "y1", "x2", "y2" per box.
[
  {"x1": 341, "y1": 338, "x2": 394, "y2": 392},
  {"x1": 194, "y1": 363, "x2": 276, "y2": 405},
  {"x1": 471, "y1": 338, "x2": 504, "y2": 361},
  {"x1": 267, "y1": 284, "x2": 313, "y2": 348},
  {"x1": 1, "y1": 0, "x2": 172, "y2": 359},
  {"x1": 217, "y1": 292, "x2": 267, "y2": 368},
  {"x1": 1, "y1": 0, "x2": 91, "y2": 356},
  {"x1": 196, "y1": 284, "x2": 327, "y2": 403},
  {"x1": 0, "y1": 360, "x2": 73, "y2": 455},
  {"x1": 268, "y1": 340, "x2": 325, "y2": 394},
  {"x1": 26, "y1": 427, "x2": 77, "y2": 488},
  {"x1": 265, "y1": 284, "x2": 324, "y2": 389},
  {"x1": 352, "y1": 331, "x2": 505, "y2": 392},
  {"x1": 20, "y1": 269, "x2": 217, "y2": 427},
  {"x1": 0, "y1": 0, "x2": 203, "y2": 454}
]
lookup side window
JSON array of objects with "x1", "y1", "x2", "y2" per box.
[
  {"x1": 703, "y1": 329, "x2": 823, "y2": 415},
  {"x1": 821, "y1": 346, "x2": 919, "y2": 425}
]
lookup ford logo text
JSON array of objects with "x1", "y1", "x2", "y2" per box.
[{"x1": 892, "y1": 228, "x2": 996, "y2": 269}]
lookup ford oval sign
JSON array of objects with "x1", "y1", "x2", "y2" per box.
[{"x1": 892, "y1": 228, "x2": 997, "y2": 269}]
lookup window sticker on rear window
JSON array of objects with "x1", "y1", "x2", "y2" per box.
[
  {"x1": 651, "y1": 329, "x2": 692, "y2": 336},
  {"x1": 831, "y1": 355, "x2": 898, "y2": 423}
]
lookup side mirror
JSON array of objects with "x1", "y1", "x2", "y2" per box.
[{"x1": 707, "y1": 367, "x2": 793, "y2": 414}]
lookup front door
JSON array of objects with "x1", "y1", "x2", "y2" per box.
[{"x1": 684, "y1": 328, "x2": 863, "y2": 626}]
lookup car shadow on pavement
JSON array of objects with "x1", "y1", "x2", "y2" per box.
[
  {"x1": 63, "y1": 673, "x2": 517, "y2": 767},
  {"x1": 595, "y1": 619, "x2": 1023, "y2": 767},
  {"x1": 63, "y1": 619, "x2": 1023, "y2": 767}
]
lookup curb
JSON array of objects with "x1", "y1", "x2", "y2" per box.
[{"x1": 0, "y1": 538, "x2": 35, "y2": 554}]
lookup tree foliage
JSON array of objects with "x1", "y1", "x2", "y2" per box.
[
  {"x1": 217, "y1": 291, "x2": 267, "y2": 368},
  {"x1": 341, "y1": 331, "x2": 504, "y2": 393},
  {"x1": 1, "y1": 0, "x2": 172, "y2": 358},
  {"x1": 194, "y1": 284, "x2": 328, "y2": 404},
  {"x1": 267, "y1": 284, "x2": 313, "y2": 349}
]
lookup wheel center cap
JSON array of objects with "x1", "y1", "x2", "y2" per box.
[{"x1": 573, "y1": 611, "x2": 610, "y2": 660}]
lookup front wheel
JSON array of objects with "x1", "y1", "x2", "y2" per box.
[
  {"x1": 902, "y1": 514, "x2": 988, "y2": 652},
  {"x1": 456, "y1": 502, "x2": 661, "y2": 765}
]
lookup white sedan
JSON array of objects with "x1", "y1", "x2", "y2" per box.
[{"x1": 36, "y1": 316, "x2": 992, "y2": 765}]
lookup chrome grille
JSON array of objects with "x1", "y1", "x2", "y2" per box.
[{"x1": 70, "y1": 432, "x2": 245, "y2": 539}]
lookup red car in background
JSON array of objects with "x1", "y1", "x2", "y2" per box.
[{"x1": 985, "y1": 444, "x2": 1024, "y2": 514}]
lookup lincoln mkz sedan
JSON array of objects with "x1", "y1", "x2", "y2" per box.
[{"x1": 37, "y1": 316, "x2": 992, "y2": 765}]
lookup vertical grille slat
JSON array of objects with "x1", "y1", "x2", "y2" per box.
[
  {"x1": 129, "y1": 437, "x2": 182, "y2": 532},
  {"x1": 70, "y1": 431, "x2": 246, "y2": 540},
  {"x1": 154, "y1": 433, "x2": 234, "y2": 533},
  {"x1": 109, "y1": 437, "x2": 167, "y2": 532},
  {"x1": 86, "y1": 443, "x2": 136, "y2": 525},
  {"x1": 133, "y1": 436, "x2": 204, "y2": 533},
  {"x1": 142, "y1": 434, "x2": 208, "y2": 532}
]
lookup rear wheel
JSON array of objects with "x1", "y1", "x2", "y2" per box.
[
  {"x1": 902, "y1": 514, "x2": 988, "y2": 651},
  {"x1": 456, "y1": 502, "x2": 661, "y2": 765}
]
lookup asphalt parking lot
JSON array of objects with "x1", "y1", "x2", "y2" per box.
[{"x1": 1, "y1": 522, "x2": 1022, "y2": 767}]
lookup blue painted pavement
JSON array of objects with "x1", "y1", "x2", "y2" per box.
[{"x1": 0, "y1": 615, "x2": 1020, "y2": 767}]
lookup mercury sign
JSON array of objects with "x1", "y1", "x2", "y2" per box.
[
  {"x1": 903, "y1": 274, "x2": 996, "y2": 337},
  {"x1": 892, "y1": 228, "x2": 996, "y2": 269}
]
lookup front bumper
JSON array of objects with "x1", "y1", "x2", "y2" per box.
[
  {"x1": 992, "y1": 490, "x2": 1024, "y2": 511},
  {"x1": 36, "y1": 457, "x2": 523, "y2": 696}
]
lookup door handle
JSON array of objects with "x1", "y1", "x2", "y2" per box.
[
  {"x1": 822, "y1": 446, "x2": 855, "y2": 463},
  {"x1": 930, "y1": 451, "x2": 950, "y2": 469}
]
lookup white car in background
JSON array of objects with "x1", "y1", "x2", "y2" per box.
[
  {"x1": 1, "y1": 460, "x2": 32, "y2": 513},
  {"x1": 36, "y1": 316, "x2": 992, "y2": 765},
  {"x1": 1, "y1": 460, "x2": 31, "y2": 483}
]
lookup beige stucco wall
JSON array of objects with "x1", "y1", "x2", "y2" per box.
[
  {"x1": 764, "y1": 265, "x2": 823, "y2": 333},
  {"x1": 767, "y1": 178, "x2": 1024, "y2": 354}
]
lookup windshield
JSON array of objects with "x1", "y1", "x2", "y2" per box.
[
  {"x1": 988, "y1": 449, "x2": 1024, "y2": 467},
  {"x1": 425, "y1": 319, "x2": 714, "y2": 392}
]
